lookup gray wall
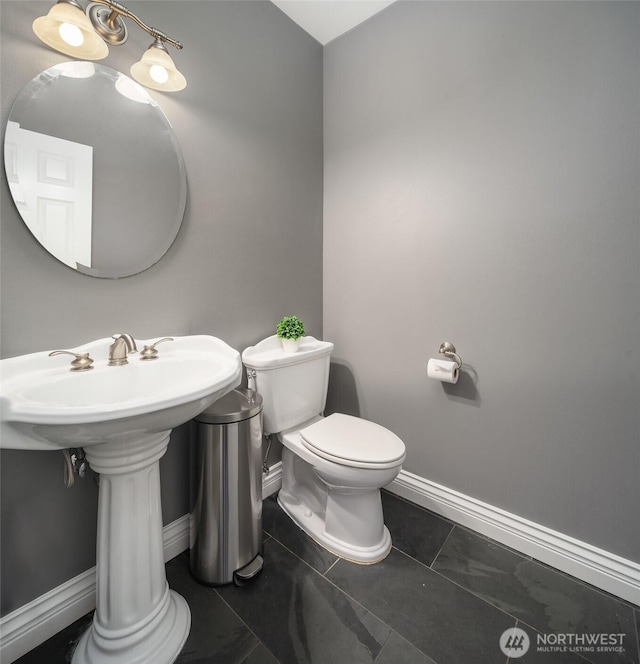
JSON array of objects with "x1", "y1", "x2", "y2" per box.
[
  {"x1": 324, "y1": 1, "x2": 640, "y2": 561},
  {"x1": 0, "y1": 1, "x2": 323, "y2": 615},
  {"x1": 2, "y1": 0, "x2": 638, "y2": 623}
]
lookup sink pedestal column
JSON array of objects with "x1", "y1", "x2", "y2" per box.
[{"x1": 72, "y1": 431, "x2": 190, "y2": 664}]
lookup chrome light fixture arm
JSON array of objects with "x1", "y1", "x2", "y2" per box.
[{"x1": 87, "y1": 0, "x2": 182, "y2": 50}]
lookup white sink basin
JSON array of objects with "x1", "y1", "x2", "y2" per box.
[
  {"x1": 1, "y1": 335, "x2": 242, "y2": 449},
  {"x1": 0, "y1": 334, "x2": 242, "y2": 664}
]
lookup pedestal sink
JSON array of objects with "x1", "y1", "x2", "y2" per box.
[{"x1": 0, "y1": 335, "x2": 242, "y2": 664}]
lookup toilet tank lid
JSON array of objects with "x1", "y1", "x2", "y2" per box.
[{"x1": 242, "y1": 335, "x2": 333, "y2": 370}]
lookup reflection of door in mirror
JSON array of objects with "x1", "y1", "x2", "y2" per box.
[{"x1": 5, "y1": 120, "x2": 93, "y2": 270}]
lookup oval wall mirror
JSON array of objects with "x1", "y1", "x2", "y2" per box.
[{"x1": 4, "y1": 61, "x2": 186, "y2": 278}]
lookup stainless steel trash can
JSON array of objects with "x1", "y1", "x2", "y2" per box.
[{"x1": 190, "y1": 388, "x2": 264, "y2": 586}]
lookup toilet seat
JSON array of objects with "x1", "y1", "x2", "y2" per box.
[{"x1": 300, "y1": 413, "x2": 406, "y2": 469}]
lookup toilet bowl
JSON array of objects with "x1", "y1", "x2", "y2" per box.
[
  {"x1": 242, "y1": 335, "x2": 406, "y2": 563},
  {"x1": 278, "y1": 413, "x2": 405, "y2": 562}
]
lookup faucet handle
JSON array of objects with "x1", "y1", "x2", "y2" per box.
[
  {"x1": 140, "y1": 337, "x2": 174, "y2": 361},
  {"x1": 49, "y1": 350, "x2": 94, "y2": 372}
]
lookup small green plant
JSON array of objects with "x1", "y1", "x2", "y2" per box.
[{"x1": 276, "y1": 315, "x2": 305, "y2": 340}]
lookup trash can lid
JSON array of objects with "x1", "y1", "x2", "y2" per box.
[{"x1": 195, "y1": 388, "x2": 263, "y2": 424}]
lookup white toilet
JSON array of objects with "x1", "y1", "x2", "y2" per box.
[{"x1": 242, "y1": 335, "x2": 406, "y2": 563}]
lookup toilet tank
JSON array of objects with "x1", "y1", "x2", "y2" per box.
[{"x1": 242, "y1": 335, "x2": 334, "y2": 434}]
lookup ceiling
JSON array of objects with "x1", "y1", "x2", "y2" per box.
[{"x1": 270, "y1": 1, "x2": 396, "y2": 45}]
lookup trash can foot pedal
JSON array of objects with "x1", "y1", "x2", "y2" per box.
[{"x1": 233, "y1": 555, "x2": 263, "y2": 586}]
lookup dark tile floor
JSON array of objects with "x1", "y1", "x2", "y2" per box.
[{"x1": 15, "y1": 491, "x2": 640, "y2": 664}]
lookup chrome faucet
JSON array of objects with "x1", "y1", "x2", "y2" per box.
[{"x1": 108, "y1": 334, "x2": 138, "y2": 366}]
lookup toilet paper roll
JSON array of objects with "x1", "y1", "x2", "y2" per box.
[{"x1": 427, "y1": 358, "x2": 460, "y2": 384}]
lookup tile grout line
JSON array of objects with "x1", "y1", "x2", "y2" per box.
[
  {"x1": 239, "y1": 640, "x2": 264, "y2": 664},
  {"x1": 370, "y1": 628, "x2": 394, "y2": 664},
  {"x1": 262, "y1": 531, "x2": 429, "y2": 662},
  {"x1": 323, "y1": 557, "x2": 341, "y2": 577},
  {"x1": 262, "y1": 525, "x2": 339, "y2": 577},
  {"x1": 382, "y1": 490, "x2": 457, "y2": 528},
  {"x1": 167, "y1": 552, "x2": 276, "y2": 662},
  {"x1": 426, "y1": 521, "x2": 456, "y2": 568},
  {"x1": 212, "y1": 585, "x2": 283, "y2": 664},
  {"x1": 372, "y1": 627, "x2": 443, "y2": 664},
  {"x1": 506, "y1": 548, "x2": 640, "y2": 612},
  {"x1": 391, "y1": 544, "x2": 523, "y2": 626}
]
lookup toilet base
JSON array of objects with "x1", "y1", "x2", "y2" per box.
[
  {"x1": 277, "y1": 448, "x2": 393, "y2": 564},
  {"x1": 278, "y1": 491, "x2": 392, "y2": 563}
]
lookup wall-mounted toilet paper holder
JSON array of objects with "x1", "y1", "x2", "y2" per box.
[{"x1": 439, "y1": 342, "x2": 462, "y2": 368}]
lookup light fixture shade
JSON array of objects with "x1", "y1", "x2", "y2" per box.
[
  {"x1": 130, "y1": 43, "x2": 186, "y2": 92},
  {"x1": 33, "y1": 1, "x2": 108, "y2": 60}
]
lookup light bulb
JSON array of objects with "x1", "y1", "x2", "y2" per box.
[
  {"x1": 58, "y1": 21, "x2": 84, "y2": 47},
  {"x1": 131, "y1": 41, "x2": 186, "y2": 92},
  {"x1": 149, "y1": 64, "x2": 169, "y2": 84},
  {"x1": 33, "y1": 2, "x2": 108, "y2": 59}
]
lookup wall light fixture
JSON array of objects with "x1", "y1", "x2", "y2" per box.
[{"x1": 32, "y1": 0, "x2": 186, "y2": 92}]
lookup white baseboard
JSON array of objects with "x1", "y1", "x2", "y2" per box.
[
  {"x1": 3, "y1": 467, "x2": 637, "y2": 663},
  {"x1": 389, "y1": 470, "x2": 640, "y2": 607},
  {"x1": 262, "y1": 461, "x2": 283, "y2": 498},
  {"x1": 162, "y1": 513, "x2": 190, "y2": 563},
  {"x1": 0, "y1": 568, "x2": 96, "y2": 664}
]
